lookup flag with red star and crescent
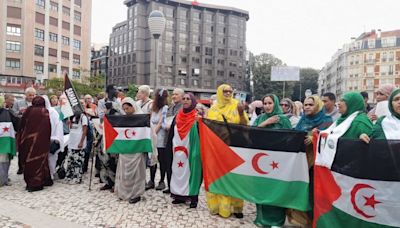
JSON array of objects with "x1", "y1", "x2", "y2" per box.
[
  {"x1": 314, "y1": 136, "x2": 400, "y2": 228},
  {"x1": 0, "y1": 118, "x2": 16, "y2": 156},
  {"x1": 199, "y1": 118, "x2": 310, "y2": 211},
  {"x1": 103, "y1": 114, "x2": 152, "y2": 154}
]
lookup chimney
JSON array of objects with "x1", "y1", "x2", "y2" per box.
[{"x1": 377, "y1": 29, "x2": 382, "y2": 39}]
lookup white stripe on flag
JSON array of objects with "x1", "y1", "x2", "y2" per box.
[
  {"x1": 114, "y1": 127, "x2": 151, "y2": 141},
  {"x1": 0, "y1": 122, "x2": 15, "y2": 138},
  {"x1": 230, "y1": 146, "x2": 309, "y2": 183}
]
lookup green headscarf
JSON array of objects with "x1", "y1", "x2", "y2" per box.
[
  {"x1": 0, "y1": 96, "x2": 4, "y2": 108},
  {"x1": 389, "y1": 88, "x2": 400, "y2": 119},
  {"x1": 252, "y1": 94, "x2": 292, "y2": 129},
  {"x1": 336, "y1": 92, "x2": 365, "y2": 125}
]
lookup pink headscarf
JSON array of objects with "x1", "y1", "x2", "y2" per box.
[{"x1": 378, "y1": 84, "x2": 396, "y2": 97}]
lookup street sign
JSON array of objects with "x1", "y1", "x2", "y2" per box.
[{"x1": 271, "y1": 66, "x2": 300, "y2": 81}]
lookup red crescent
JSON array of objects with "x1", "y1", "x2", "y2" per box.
[
  {"x1": 251, "y1": 153, "x2": 269, "y2": 175},
  {"x1": 124, "y1": 129, "x2": 132, "y2": 139},
  {"x1": 174, "y1": 146, "x2": 189, "y2": 158},
  {"x1": 350, "y1": 183, "x2": 376, "y2": 219}
]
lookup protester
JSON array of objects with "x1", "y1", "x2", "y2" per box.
[
  {"x1": 252, "y1": 94, "x2": 292, "y2": 227},
  {"x1": 146, "y1": 88, "x2": 169, "y2": 191},
  {"x1": 294, "y1": 101, "x2": 304, "y2": 116},
  {"x1": 206, "y1": 84, "x2": 248, "y2": 218},
  {"x1": 368, "y1": 84, "x2": 395, "y2": 122},
  {"x1": 0, "y1": 96, "x2": 18, "y2": 187},
  {"x1": 43, "y1": 96, "x2": 64, "y2": 180},
  {"x1": 209, "y1": 94, "x2": 217, "y2": 106},
  {"x1": 136, "y1": 85, "x2": 153, "y2": 114},
  {"x1": 64, "y1": 110, "x2": 88, "y2": 184},
  {"x1": 84, "y1": 94, "x2": 98, "y2": 119},
  {"x1": 114, "y1": 97, "x2": 146, "y2": 204},
  {"x1": 360, "y1": 91, "x2": 372, "y2": 112},
  {"x1": 4, "y1": 94, "x2": 15, "y2": 110},
  {"x1": 166, "y1": 88, "x2": 184, "y2": 127},
  {"x1": 321, "y1": 92, "x2": 341, "y2": 121},
  {"x1": 248, "y1": 100, "x2": 263, "y2": 126},
  {"x1": 165, "y1": 93, "x2": 202, "y2": 208},
  {"x1": 280, "y1": 98, "x2": 300, "y2": 128},
  {"x1": 360, "y1": 89, "x2": 400, "y2": 143},
  {"x1": 195, "y1": 103, "x2": 208, "y2": 118},
  {"x1": 18, "y1": 96, "x2": 52, "y2": 192},
  {"x1": 50, "y1": 95, "x2": 59, "y2": 107}
]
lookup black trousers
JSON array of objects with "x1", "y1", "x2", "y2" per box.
[{"x1": 150, "y1": 147, "x2": 172, "y2": 188}]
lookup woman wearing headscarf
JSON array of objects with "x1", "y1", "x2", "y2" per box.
[
  {"x1": 164, "y1": 93, "x2": 202, "y2": 208},
  {"x1": 368, "y1": 84, "x2": 395, "y2": 122},
  {"x1": 206, "y1": 84, "x2": 249, "y2": 218},
  {"x1": 0, "y1": 96, "x2": 19, "y2": 187},
  {"x1": 290, "y1": 95, "x2": 333, "y2": 226},
  {"x1": 252, "y1": 94, "x2": 292, "y2": 227},
  {"x1": 18, "y1": 96, "x2": 52, "y2": 192},
  {"x1": 114, "y1": 97, "x2": 146, "y2": 204},
  {"x1": 360, "y1": 89, "x2": 400, "y2": 143},
  {"x1": 280, "y1": 98, "x2": 300, "y2": 128}
]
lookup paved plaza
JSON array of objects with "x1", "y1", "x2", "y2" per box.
[{"x1": 0, "y1": 159, "x2": 260, "y2": 228}]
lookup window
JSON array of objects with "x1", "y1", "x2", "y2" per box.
[
  {"x1": 218, "y1": 48, "x2": 225, "y2": 55},
  {"x1": 193, "y1": 79, "x2": 199, "y2": 86},
  {"x1": 50, "y1": 1, "x2": 58, "y2": 11},
  {"x1": 36, "y1": 0, "x2": 45, "y2": 8},
  {"x1": 6, "y1": 24, "x2": 21, "y2": 36},
  {"x1": 49, "y1": 48, "x2": 57, "y2": 57},
  {"x1": 229, "y1": 71, "x2": 236, "y2": 77},
  {"x1": 7, "y1": 6, "x2": 22, "y2": 19},
  {"x1": 193, "y1": 46, "x2": 201, "y2": 53},
  {"x1": 63, "y1": 6, "x2": 70, "y2": 16},
  {"x1": 217, "y1": 70, "x2": 224, "y2": 76},
  {"x1": 382, "y1": 52, "x2": 387, "y2": 62},
  {"x1": 192, "y1": 57, "x2": 200, "y2": 64},
  {"x1": 368, "y1": 39, "x2": 375, "y2": 49},
  {"x1": 74, "y1": 11, "x2": 81, "y2": 22},
  {"x1": 73, "y1": 39, "x2": 81, "y2": 50},
  {"x1": 35, "y1": 28, "x2": 44, "y2": 41},
  {"x1": 389, "y1": 52, "x2": 394, "y2": 61},
  {"x1": 61, "y1": 51, "x2": 69, "y2": 60},
  {"x1": 205, "y1": 47, "x2": 213, "y2": 56},
  {"x1": 5, "y1": 58, "x2": 20, "y2": 69},
  {"x1": 34, "y1": 62, "x2": 44, "y2": 74},
  {"x1": 178, "y1": 68, "x2": 187, "y2": 75},
  {"x1": 74, "y1": 25, "x2": 81, "y2": 36},
  {"x1": 73, "y1": 70, "x2": 80, "y2": 79},
  {"x1": 35, "y1": 12, "x2": 45, "y2": 25},
  {"x1": 6, "y1": 41, "x2": 21, "y2": 52},
  {"x1": 179, "y1": 33, "x2": 187, "y2": 42},
  {"x1": 62, "y1": 36, "x2": 69, "y2": 45},
  {"x1": 217, "y1": 59, "x2": 225, "y2": 66},
  {"x1": 48, "y1": 64, "x2": 57, "y2": 73},
  {"x1": 179, "y1": 44, "x2": 187, "y2": 52},
  {"x1": 50, "y1": 17, "x2": 58, "y2": 26},
  {"x1": 180, "y1": 56, "x2": 187, "y2": 64},
  {"x1": 73, "y1": 54, "x2": 80, "y2": 64},
  {"x1": 180, "y1": 78, "x2": 186, "y2": 85},
  {"x1": 34, "y1": 45, "x2": 44, "y2": 56},
  {"x1": 381, "y1": 37, "x2": 396, "y2": 48},
  {"x1": 206, "y1": 69, "x2": 212, "y2": 76},
  {"x1": 179, "y1": 22, "x2": 187, "y2": 31},
  {"x1": 192, "y1": 34, "x2": 200, "y2": 43},
  {"x1": 230, "y1": 49, "x2": 238, "y2": 56},
  {"x1": 74, "y1": 0, "x2": 81, "y2": 7},
  {"x1": 204, "y1": 58, "x2": 212, "y2": 65},
  {"x1": 62, "y1": 21, "x2": 70, "y2": 30}
]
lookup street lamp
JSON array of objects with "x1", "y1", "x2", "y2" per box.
[
  {"x1": 148, "y1": 10, "x2": 166, "y2": 89},
  {"x1": 305, "y1": 89, "x2": 312, "y2": 98}
]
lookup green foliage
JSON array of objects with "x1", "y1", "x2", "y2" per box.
[
  {"x1": 45, "y1": 74, "x2": 105, "y2": 98},
  {"x1": 126, "y1": 84, "x2": 138, "y2": 99},
  {"x1": 291, "y1": 68, "x2": 320, "y2": 102}
]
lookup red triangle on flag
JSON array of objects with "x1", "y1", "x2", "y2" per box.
[
  {"x1": 199, "y1": 120, "x2": 245, "y2": 191},
  {"x1": 103, "y1": 116, "x2": 118, "y2": 151}
]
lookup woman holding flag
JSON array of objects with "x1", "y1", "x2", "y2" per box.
[
  {"x1": 205, "y1": 84, "x2": 248, "y2": 218},
  {"x1": 165, "y1": 93, "x2": 202, "y2": 208},
  {"x1": 252, "y1": 94, "x2": 292, "y2": 227},
  {"x1": 114, "y1": 97, "x2": 146, "y2": 204},
  {"x1": 360, "y1": 88, "x2": 400, "y2": 143}
]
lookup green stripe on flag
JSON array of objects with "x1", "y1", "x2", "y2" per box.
[
  {"x1": 0, "y1": 137, "x2": 16, "y2": 156},
  {"x1": 209, "y1": 172, "x2": 310, "y2": 211},
  {"x1": 106, "y1": 139, "x2": 153, "y2": 154},
  {"x1": 188, "y1": 122, "x2": 202, "y2": 195},
  {"x1": 317, "y1": 206, "x2": 395, "y2": 228}
]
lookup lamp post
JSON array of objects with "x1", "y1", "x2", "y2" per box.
[
  {"x1": 305, "y1": 89, "x2": 312, "y2": 98},
  {"x1": 148, "y1": 10, "x2": 166, "y2": 89}
]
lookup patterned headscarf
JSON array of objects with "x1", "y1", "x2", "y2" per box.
[{"x1": 183, "y1": 93, "x2": 197, "y2": 114}]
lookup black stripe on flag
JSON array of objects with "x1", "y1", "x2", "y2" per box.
[
  {"x1": 106, "y1": 114, "x2": 150, "y2": 127},
  {"x1": 202, "y1": 118, "x2": 307, "y2": 152},
  {"x1": 331, "y1": 139, "x2": 400, "y2": 181}
]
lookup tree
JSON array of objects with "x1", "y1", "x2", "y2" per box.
[
  {"x1": 126, "y1": 84, "x2": 138, "y2": 99},
  {"x1": 45, "y1": 74, "x2": 105, "y2": 98},
  {"x1": 251, "y1": 53, "x2": 295, "y2": 99},
  {"x1": 291, "y1": 68, "x2": 320, "y2": 102}
]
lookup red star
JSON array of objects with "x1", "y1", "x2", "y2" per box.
[
  {"x1": 363, "y1": 194, "x2": 381, "y2": 209},
  {"x1": 131, "y1": 131, "x2": 136, "y2": 136},
  {"x1": 177, "y1": 161, "x2": 184, "y2": 167},
  {"x1": 270, "y1": 161, "x2": 279, "y2": 170},
  {"x1": 3, "y1": 127, "x2": 9, "y2": 133}
]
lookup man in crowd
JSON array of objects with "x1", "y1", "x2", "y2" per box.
[
  {"x1": 84, "y1": 94, "x2": 97, "y2": 119},
  {"x1": 136, "y1": 85, "x2": 153, "y2": 114},
  {"x1": 321, "y1": 92, "x2": 340, "y2": 121},
  {"x1": 360, "y1": 91, "x2": 372, "y2": 113},
  {"x1": 4, "y1": 94, "x2": 15, "y2": 110},
  {"x1": 166, "y1": 88, "x2": 184, "y2": 121}
]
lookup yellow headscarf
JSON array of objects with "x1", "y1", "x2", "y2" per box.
[
  {"x1": 207, "y1": 84, "x2": 248, "y2": 124},
  {"x1": 307, "y1": 95, "x2": 324, "y2": 115}
]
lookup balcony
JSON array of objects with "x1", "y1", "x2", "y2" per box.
[{"x1": 364, "y1": 59, "x2": 375, "y2": 64}]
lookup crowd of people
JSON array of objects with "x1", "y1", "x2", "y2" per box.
[{"x1": 0, "y1": 82, "x2": 399, "y2": 228}]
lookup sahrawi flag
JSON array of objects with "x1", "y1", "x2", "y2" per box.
[
  {"x1": 0, "y1": 121, "x2": 16, "y2": 156},
  {"x1": 104, "y1": 114, "x2": 152, "y2": 154},
  {"x1": 199, "y1": 118, "x2": 310, "y2": 211},
  {"x1": 170, "y1": 120, "x2": 202, "y2": 196},
  {"x1": 314, "y1": 137, "x2": 400, "y2": 228},
  {"x1": 59, "y1": 74, "x2": 83, "y2": 120}
]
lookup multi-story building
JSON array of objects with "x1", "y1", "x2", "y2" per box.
[
  {"x1": 108, "y1": 0, "x2": 249, "y2": 98},
  {"x1": 319, "y1": 29, "x2": 400, "y2": 102},
  {"x1": 0, "y1": 0, "x2": 92, "y2": 94},
  {"x1": 91, "y1": 44, "x2": 109, "y2": 80}
]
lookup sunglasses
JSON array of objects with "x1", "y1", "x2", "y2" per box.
[
  {"x1": 280, "y1": 103, "x2": 288, "y2": 107},
  {"x1": 182, "y1": 97, "x2": 191, "y2": 100},
  {"x1": 223, "y1": 90, "x2": 233, "y2": 94}
]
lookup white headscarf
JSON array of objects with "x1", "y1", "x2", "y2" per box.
[
  {"x1": 42, "y1": 95, "x2": 64, "y2": 149},
  {"x1": 122, "y1": 97, "x2": 143, "y2": 114}
]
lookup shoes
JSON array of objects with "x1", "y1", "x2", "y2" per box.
[
  {"x1": 26, "y1": 186, "x2": 44, "y2": 192},
  {"x1": 145, "y1": 181, "x2": 155, "y2": 191},
  {"x1": 17, "y1": 169, "x2": 23, "y2": 175},
  {"x1": 233, "y1": 213, "x2": 244, "y2": 219},
  {"x1": 129, "y1": 197, "x2": 141, "y2": 204},
  {"x1": 100, "y1": 184, "x2": 112, "y2": 191},
  {"x1": 155, "y1": 182, "x2": 165, "y2": 191},
  {"x1": 162, "y1": 189, "x2": 170, "y2": 194},
  {"x1": 95, "y1": 173, "x2": 100, "y2": 178},
  {"x1": 44, "y1": 179, "x2": 54, "y2": 187},
  {"x1": 172, "y1": 199, "x2": 185, "y2": 204},
  {"x1": 189, "y1": 202, "x2": 198, "y2": 208}
]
